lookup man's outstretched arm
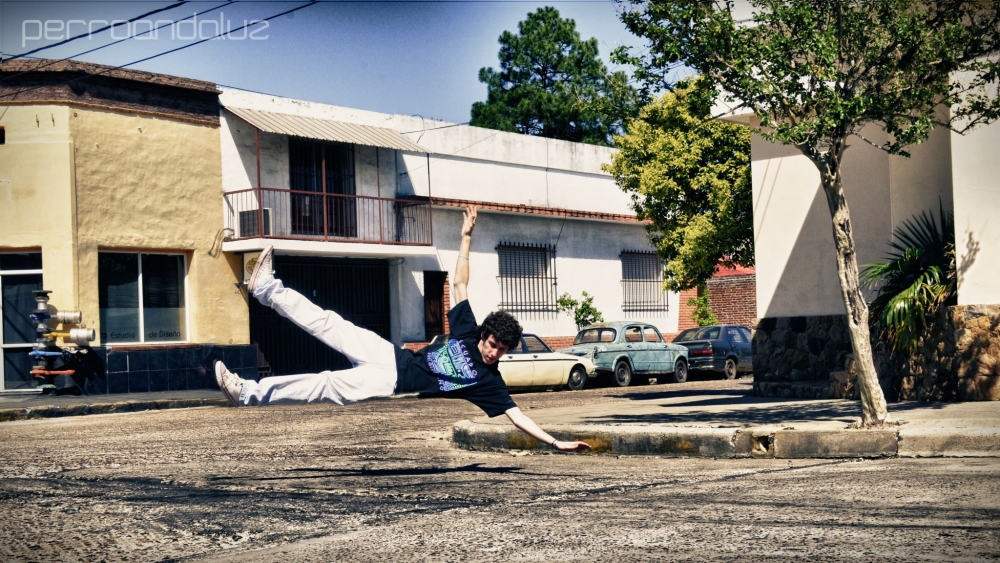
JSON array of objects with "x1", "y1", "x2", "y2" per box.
[
  {"x1": 505, "y1": 407, "x2": 592, "y2": 452},
  {"x1": 452, "y1": 206, "x2": 476, "y2": 305}
]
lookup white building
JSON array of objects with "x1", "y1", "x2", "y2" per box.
[{"x1": 217, "y1": 89, "x2": 679, "y2": 375}]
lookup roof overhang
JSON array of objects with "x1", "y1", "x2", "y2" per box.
[{"x1": 223, "y1": 106, "x2": 428, "y2": 153}]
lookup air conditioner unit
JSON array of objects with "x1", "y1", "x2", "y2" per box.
[{"x1": 238, "y1": 208, "x2": 272, "y2": 237}]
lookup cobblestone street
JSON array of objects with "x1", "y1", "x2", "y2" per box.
[{"x1": 2, "y1": 379, "x2": 999, "y2": 562}]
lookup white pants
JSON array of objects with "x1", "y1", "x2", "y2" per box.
[{"x1": 240, "y1": 277, "x2": 398, "y2": 406}]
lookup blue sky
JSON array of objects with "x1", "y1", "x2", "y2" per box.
[{"x1": 2, "y1": 1, "x2": 643, "y2": 123}]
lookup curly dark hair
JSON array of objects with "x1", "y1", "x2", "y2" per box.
[{"x1": 479, "y1": 310, "x2": 523, "y2": 349}]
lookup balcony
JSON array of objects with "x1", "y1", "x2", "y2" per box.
[{"x1": 223, "y1": 188, "x2": 433, "y2": 246}]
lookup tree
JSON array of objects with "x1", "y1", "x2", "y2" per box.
[
  {"x1": 614, "y1": 0, "x2": 1000, "y2": 426},
  {"x1": 604, "y1": 79, "x2": 753, "y2": 291},
  {"x1": 470, "y1": 7, "x2": 638, "y2": 146},
  {"x1": 557, "y1": 292, "x2": 605, "y2": 330}
]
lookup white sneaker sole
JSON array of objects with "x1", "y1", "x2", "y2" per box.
[
  {"x1": 247, "y1": 245, "x2": 274, "y2": 294},
  {"x1": 215, "y1": 361, "x2": 240, "y2": 407}
]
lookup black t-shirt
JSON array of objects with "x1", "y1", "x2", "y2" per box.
[{"x1": 394, "y1": 300, "x2": 516, "y2": 418}]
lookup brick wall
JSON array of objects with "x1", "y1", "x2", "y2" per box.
[
  {"x1": 678, "y1": 288, "x2": 699, "y2": 331},
  {"x1": 541, "y1": 336, "x2": 576, "y2": 350},
  {"x1": 706, "y1": 274, "x2": 757, "y2": 328}
]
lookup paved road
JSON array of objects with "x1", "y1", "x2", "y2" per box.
[{"x1": 2, "y1": 378, "x2": 999, "y2": 562}]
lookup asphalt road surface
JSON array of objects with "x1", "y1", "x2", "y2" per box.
[{"x1": 1, "y1": 377, "x2": 998, "y2": 562}]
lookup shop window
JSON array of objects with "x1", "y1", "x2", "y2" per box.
[{"x1": 98, "y1": 252, "x2": 187, "y2": 344}]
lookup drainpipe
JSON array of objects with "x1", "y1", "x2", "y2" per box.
[
  {"x1": 255, "y1": 127, "x2": 264, "y2": 241},
  {"x1": 377, "y1": 147, "x2": 383, "y2": 244},
  {"x1": 426, "y1": 152, "x2": 433, "y2": 246}
]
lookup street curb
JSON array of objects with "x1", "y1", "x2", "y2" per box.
[
  {"x1": 0, "y1": 398, "x2": 230, "y2": 422},
  {"x1": 452, "y1": 420, "x2": 1000, "y2": 458},
  {"x1": 898, "y1": 428, "x2": 1000, "y2": 457}
]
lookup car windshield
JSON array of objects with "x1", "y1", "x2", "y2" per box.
[
  {"x1": 673, "y1": 328, "x2": 700, "y2": 342},
  {"x1": 573, "y1": 328, "x2": 617, "y2": 345}
]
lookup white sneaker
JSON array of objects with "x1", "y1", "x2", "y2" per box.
[
  {"x1": 247, "y1": 245, "x2": 274, "y2": 294},
  {"x1": 215, "y1": 361, "x2": 243, "y2": 407}
]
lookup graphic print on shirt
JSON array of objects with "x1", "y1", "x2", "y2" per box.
[{"x1": 426, "y1": 338, "x2": 480, "y2": 391}]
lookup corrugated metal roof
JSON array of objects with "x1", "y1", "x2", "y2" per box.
[{"x1": 223, "y1": 106, "x2": 427, "y2": 153}]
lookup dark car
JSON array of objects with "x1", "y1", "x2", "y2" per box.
[{"x1": 672, "y1": 325, "x2": 752, "y2": 379}]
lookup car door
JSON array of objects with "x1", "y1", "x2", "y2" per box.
[
  {"x1": 642, "y1": 326, "x2": 673, "y2": 373},
  {"x1": 726, "y1": 326, "x2": 753, "y2": 371},
  {"x1": 522, "y1": 334, "x2": 564, "y2": 386},
  {"x1": 498, "y1": 339, "x2": 533, "y2": 387},
  {"x1": 623, "y1": 325, "x2": 649, "y2": 372}
]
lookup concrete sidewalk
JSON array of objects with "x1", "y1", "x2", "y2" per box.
[
  {"x1": 453, "y1": 389, "x2": 1000, "y2": 459},
  {"x1": 0, "y1": 390, "x2": 230, "y2": 422}
]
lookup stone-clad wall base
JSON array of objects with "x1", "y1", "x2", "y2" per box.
[
  {"x1": 753, "y1": 305, "x2": 1000, "y2": 402},
  {"x1": 751, "y1": 314, "x2": 857, "y2": 399},
  {"x1": 882, "y1": 304, "x2": 1000, "y2": 401}
]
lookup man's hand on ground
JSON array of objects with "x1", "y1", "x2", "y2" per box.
[{"x1": 553, "y1": 440, "x2": 592, "y2": 452}]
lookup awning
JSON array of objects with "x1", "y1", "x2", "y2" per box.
[{"x1": 223, "y1": 106, "x2": 427, "y2": 153}]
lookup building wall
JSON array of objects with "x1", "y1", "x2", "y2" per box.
[
  {"x1": 70, "y1": 106, "x2": 246, "y2": 346},
  {"x1": 398, "y1": 207, "x2": 678, "y2": 342},
  {"x1": 0, "y1": 105, "x2": 77, "y2": 309},
  {"x1": 952, "y1": 121, "x2": 1000, "y2": 306},
  {"x1": 751, "y1": 119, "x2": 956, "y2": 319},
  {"x1": 706, "y1": 274, "x2": 757, "y2": 327}
]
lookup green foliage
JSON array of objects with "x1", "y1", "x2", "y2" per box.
[
  {"x1": 604, "y1": 79, "x2": 753, "y2": 291},
  {"x1": 862, "y1": 203, "x2": 956, "y2": 353},
  {"x1": 557, "y1": 291, "x2": 605, "y2": 330},
  {"x1": 687, "y1": 288, "x2": 719, "y2": 327},
  {"x1": 614, "y1": 1, "x2": 1000, "y2": 156},
  {"x1": 470, "y1": 7, "x2": 639, "y2": 146}
]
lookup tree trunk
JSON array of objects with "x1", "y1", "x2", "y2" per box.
[{"x1": 816, "y1": 155, "x2": 890, "y2": 427}]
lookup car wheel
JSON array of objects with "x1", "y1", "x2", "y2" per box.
[
  {"x1": 724, "y1": 358, "x2": 738, "y2": 380},
  {"x1": 613, "y1": 361, "x2": 632, "y2": 387},
  {"x1": 672, "y1": 360, "x2": 688, "y2": 383},
  {"x1": 567, "y1": 365, "x2": 587, "y2": 391}
]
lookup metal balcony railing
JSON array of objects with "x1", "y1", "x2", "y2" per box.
[{"x1": 223, "y1": 188, "x2": 433, "y2": 246}]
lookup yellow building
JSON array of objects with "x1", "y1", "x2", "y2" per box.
[{"x1": 0, "y1": 60, "x2": 254, "y2": 395}]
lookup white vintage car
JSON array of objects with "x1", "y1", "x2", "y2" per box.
[{"x1": 498, "y1": 333, "x2": 597, "y2": 391}]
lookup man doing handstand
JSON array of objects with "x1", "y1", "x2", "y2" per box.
[{"x1": 215, "y1": 206, "x2": 590, "y2": 452}]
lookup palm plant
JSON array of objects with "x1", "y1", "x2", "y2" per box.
[{"x1": 862, "y1": 202, "x2": 956, "y2": 353}]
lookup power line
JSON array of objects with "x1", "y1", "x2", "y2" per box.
[
  {"x1": 3, "y1": 1, "x2": 190, "y2": 62},
  {"x1": 0, "y1": 1, "x2": 319, "y2": 102},
  {"x1": 1, "y1": 2, "x2": 237, "y2": 84}
]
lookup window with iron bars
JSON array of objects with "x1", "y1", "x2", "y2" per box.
[
  {"x1": 496, "y1": 242, "x2": 557, "y2": 316},
  {"x1": 620, "y1": 251, "x2": 668, "y2": 312}
]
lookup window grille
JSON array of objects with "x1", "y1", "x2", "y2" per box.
[
  {"x1": 620, "y1": 250, "x2": 668, "y2": 312},
  {"x1": 496, "y1": 242, "x2": 557, "y2": 316}
]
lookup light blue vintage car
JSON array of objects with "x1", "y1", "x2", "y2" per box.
[{"x1": 556, "y1": 321, "x2": 689, "y2": 387}]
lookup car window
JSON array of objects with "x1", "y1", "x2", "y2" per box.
[
  {"x1": 643, "y1": 327, "x2": 663, "y2": 343},
  {"x1": 699, "y1": 327, "x2": 720, "y2": 340},
  {"x1": 740, "y1": 327, "x2": 752, "y2": 341},
  {"x1": 624, "y1": 326, "x2": 643, "y2": 343},
  {"x1": 674, "y1": 328, "x2": 699, "y2": 342},
  {"x1": 726, "y1": 327, "x2": 747, "y2": 343},
  {"x1": 573, "y1": 328, "x2": 617, "y2": 344},
  {"x1": 522, "y1": 335, "x2": 551, "y2": 353},
  {"x1": 504, "y1": 340, "x2": 525, "y2": 354}
]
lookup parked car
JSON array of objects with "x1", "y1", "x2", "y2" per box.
[
  {"x1": 671, "y1": 325, "x2": 752, "y2": 379},
  {"x1": 556, "y1": 322, "x2": 689, "y2": 387},
  {"x1": 426, "y1": 333, "x2": 597, "y2": 391}
]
